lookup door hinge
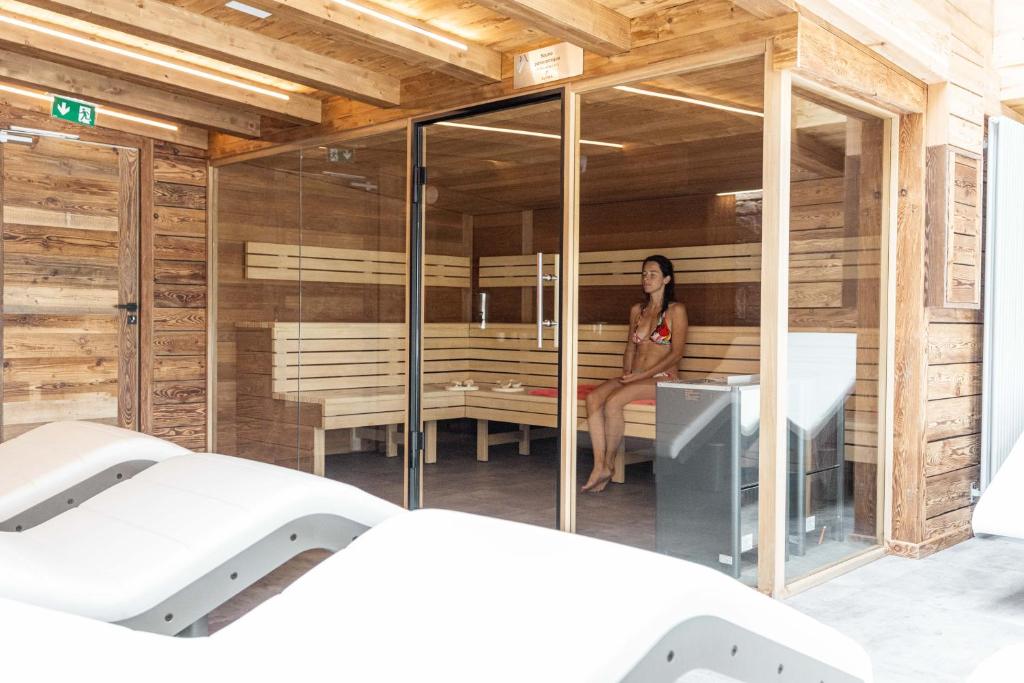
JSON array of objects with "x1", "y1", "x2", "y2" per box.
[{"x1": 412, "y1": 165, "x2": 428, "y2": 203}]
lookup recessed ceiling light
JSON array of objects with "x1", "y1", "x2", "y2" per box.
[
  {"x1": 615, "y1": 85, "x2": 764, "y2": 118},
  {"x1": 225, "y1": 1, "x2": 272, "y2": 19},
  {"x1": 435, "y1": 121, "x2": 623, "y2": 149}
]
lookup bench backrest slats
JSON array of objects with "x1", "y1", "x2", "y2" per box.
[{"x1": 245, "y1": 242, "x2": 470, "y2": 288}]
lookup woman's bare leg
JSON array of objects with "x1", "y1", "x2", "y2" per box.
[
  {"x1": 590, "y1": 379, "x2": 658, "y2": 493},
  {"x1": 582, "y1": 379, "x2": 622, "y2": 491}
]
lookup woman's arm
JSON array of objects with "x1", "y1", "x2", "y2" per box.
[
  {"x1": 621, "y1": 304, "x2": 688, "y2": 382},
  {"x1": 621, "y1": 304, "x2": 641, "y2": 374}
]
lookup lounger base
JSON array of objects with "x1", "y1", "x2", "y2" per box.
[
  {"x1": 115, "y1": 512, "x2": 368, "y2": 636},
  {"x1": 0, "y1": 460, "x2": 156, "y2": 533},
  {"x1": 623, "y1": 614, "x2": 863, "y2": 682}
]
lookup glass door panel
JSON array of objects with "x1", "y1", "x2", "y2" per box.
[
  {"x1": 298, "y1": 131, "x2": 408, "y2": 506},
  {"x1": 784, "y1": 90, "x2": 887, "y2": 581},
  {"x1": 419, "y1": 98, "x2": 563, "y2": 526},
  {"x1": 573, "y1": 59, "x2": 765, "y2": 586}
]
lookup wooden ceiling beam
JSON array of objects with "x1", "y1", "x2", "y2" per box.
[
  {"x1": 796, "y1": 0, "x2": 949, "y2": 83},
  {"x1": 472, "y1": 0, "x2": 631, "y2": 56},
  {"x1": 0, "y1": 88, "x2": 208, "y2": 148},
  {"x1": 0, "y1": 10, "x2": 323, "y2": 123},
  {"x1": 258, "y1": 0, "x2": 501, "y2": 84},
  {"x1": 0, "y1": 48, "x2": 260, "y2": 137},
  {"x1": 730, "y1": 0, "x2": 796, "y2": 19},
  {"x1": 15, "y1": 0, "x2": 400, "y2": 105}
]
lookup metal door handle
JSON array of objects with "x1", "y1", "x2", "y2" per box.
[
  {"x1": 536, "y1": 253, "x2": 558, "y2": 348},
  {"x1": 114, "y1": 302, "x2": 139, "y2": 325}
]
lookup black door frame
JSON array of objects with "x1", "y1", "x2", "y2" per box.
[{"x1": 407, "y1": 90, "x2": 565, "y2": 514}]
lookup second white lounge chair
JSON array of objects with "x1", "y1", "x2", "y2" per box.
[
  {"x1": 0, "y1": 421, "x2": 189, "y2": 532},
  {"x1": 0, "y1": 426, "x2": 402, "y2": 635}
]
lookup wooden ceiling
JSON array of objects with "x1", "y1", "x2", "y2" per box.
[
  {"x1": 0, "y1": 0, "x2": 791, "y2": 148},
  {"x1": 238, "y1": 57, "x2": 854, "y2": 216}
]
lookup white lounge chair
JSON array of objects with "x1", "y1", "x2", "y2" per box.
[
  {"x1": 0, "y1": 421, "x2": 189, "y2": 532},
  {"x1": 0, "y1": 508, "x2": 872, "y2": 682},
  {"x1": 967, "y1": 641, "x2": 1024, "y2": 682},
  {"x1": 0, "y1": 448, "x2": 403, "y2": 635},
  {"x1": 972, "y1": 431, "x2": 1024, "y2": 537}
]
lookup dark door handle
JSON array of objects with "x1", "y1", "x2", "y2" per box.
[{"x1": 114, "y1": 303, "x2": 139, "y2": 312}]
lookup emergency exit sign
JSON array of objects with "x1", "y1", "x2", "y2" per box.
[{"x1": 50, "y1": 96, "x2": 96, "y2": 127}]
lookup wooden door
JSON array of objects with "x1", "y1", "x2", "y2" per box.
[{"x1": 1, "y1": 135, "x2": 140, "y2": 440}]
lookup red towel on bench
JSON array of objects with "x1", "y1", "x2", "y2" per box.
[{"x1": 528, "y1": 385, "x2": 655, "y2": 405}]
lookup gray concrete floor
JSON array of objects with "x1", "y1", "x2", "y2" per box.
[{"x1": 786, "y1": 535, "x2": 1024, "y2": 682}]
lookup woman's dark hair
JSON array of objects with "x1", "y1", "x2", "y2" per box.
[{"x1": 642, "y1": 254, "x2": 675, "y2": 316}]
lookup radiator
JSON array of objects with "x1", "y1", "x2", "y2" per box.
[{"x1": 982, "y1": 117, "x2": 1024, "y2": 486}]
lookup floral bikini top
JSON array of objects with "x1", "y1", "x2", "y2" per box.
[{"x1": 631, "y1": 309, "x2": 672, "y2": 346}]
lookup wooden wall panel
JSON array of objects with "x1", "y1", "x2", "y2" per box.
[{"x1": 148, "y1": 141, "x2": 209, "y2": 450}]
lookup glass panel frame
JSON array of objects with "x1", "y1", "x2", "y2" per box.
[{"x1": 408, "y1": 91, "x2": 568, "y2": 523}]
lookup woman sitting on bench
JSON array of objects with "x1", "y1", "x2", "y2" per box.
[{"x1": 582, "y1": 254, "x2": 688, "y2": 492}]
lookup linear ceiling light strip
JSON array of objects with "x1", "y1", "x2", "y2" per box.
[
  {"x1": 333, "y1": 0, "x2": 468, "y2": 51},
  {"x1": 0, "y1": 83, "x2": 179, "y2": 131},
  {"x1": 614, "y1": 85, "x2": 764, "y2": 118},
  {"x1": 0, "y1": 13, "x2": 289, "y2": 101},
  {"x1": 435, "y1": 121, "x2": 624, "y2": 149}
]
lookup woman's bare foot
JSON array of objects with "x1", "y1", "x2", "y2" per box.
[
  {"x1": 588, "y1": 469, "x2": 613, "y2": 493},
  {"x1": 582, "y1": 466, "x2": 613, "y2": 492}
]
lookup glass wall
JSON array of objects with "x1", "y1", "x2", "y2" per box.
[
  {"x1": 216, "y1": 151, "x2": 302, "y2": 471},
  {"x1": 785, "y1": 91, "x2": 888, "y2": 581},
  {"x1": 573, "y1": 59, "x2": 765, "y2": 586},
  {"x1": 215, "y1": 131, "x2": 408, "y2": 505},
  {"x1": 212, "y1": 56, "x2": 895, "y2": 591}
]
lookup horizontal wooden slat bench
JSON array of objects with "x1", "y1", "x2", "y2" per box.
[
  {"x1": 463, "y1": 324, "x2": 763, "y2": 482},
  {"x1": 237, "y1": 321, "x2": 879, "y2": 485},
  {"x1": 236, "y1": 322, "x2": 471, "y2": 475}
]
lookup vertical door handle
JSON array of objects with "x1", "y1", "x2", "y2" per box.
[{"x1": 535, "y1": 252, "x2": 558, "y2": 349}]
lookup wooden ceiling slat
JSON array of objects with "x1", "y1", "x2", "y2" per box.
[
  {"x1": 0, "y1": 48, "x2": 261, "y2": 136},
  {"x1": 0, "y1": 8, "x2": 324, "y2": 123},
  {"x1": 16, "y1": 0, "x2": 401, "y2": 105},
  {"x1": 473, "y1": 0, "x2": 631, "y2": 55},
  {"x1": 731, "y1": 0, "x2": 796, "y2": 18},
  {"x1": 259, "y1": 0, "x2": 502, "y2": 84}
]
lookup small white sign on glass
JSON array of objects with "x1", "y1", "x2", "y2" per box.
[{"x1": 513, "y1": 42, "x2": 584, "y2": 89}]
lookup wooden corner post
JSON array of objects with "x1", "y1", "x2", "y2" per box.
[{"x1": 758, "y1": 42, "x2": 792, "y2": 596}]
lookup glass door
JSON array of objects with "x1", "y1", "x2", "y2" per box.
[{"x1": 411, "y1": 95, "x2": 564, "y2": 526}]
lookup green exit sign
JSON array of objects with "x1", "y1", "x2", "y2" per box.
[{"x1": 50, "y1": 96, "x2": 96, "y2": 127}]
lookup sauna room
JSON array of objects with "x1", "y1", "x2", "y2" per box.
[{"x1": 214, "y1": 56, "x2": 889, "y2": 586}]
